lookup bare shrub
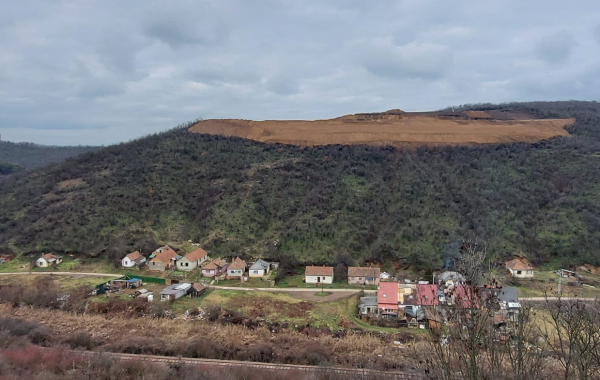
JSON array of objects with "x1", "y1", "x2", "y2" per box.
[{"x1": 63, "y1": 331, "x2": 94, "y2": 350}]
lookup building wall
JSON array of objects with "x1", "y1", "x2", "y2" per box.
[
  {"x1": 37, "y1": 259, "x2": 48, "y2": 268},
  {"x1": 507, "y1": 266, "x2": 534, "y2": 278},
  {"x1": 227, "y1": 269, "x2": 244, "y2": 277},
  {"x1": 177, "y1": 258, "x2": 198, "y2": 271},
  {"x1": 305, "y1": 275, "x2": 333, "y2": 284},
  {"x1": 122, "y1": 258, "x2": 134, "y2": 268},
  {"x1": 348, "y1": 276, "x2": 380, "y2": 285},
  {"x1": 249, "y1": 269, "x2": 265, "y2": 277},
  {"x1": 202, "y1": 269, "x2": 215, "y2": 277},
  {"x1": 150, "y1": 261, "x2": 166, "y2": 271}
]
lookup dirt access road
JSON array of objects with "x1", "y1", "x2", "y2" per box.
[
  {"x1": 189, "y1": 109, "x2": 574, "y2": 147},
  {"x1": 73, "y1": 350, "x2": 424, "y2": 379},
  {"x1": 0, "y1": 272, "x2": 359, "y2": 302}
]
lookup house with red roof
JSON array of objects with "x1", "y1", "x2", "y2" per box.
[
  {"x1": 176, "y1": 248, "x2": 208, "y2": 271},
  {"x1": 416, "y1": 284, "x2": 439, "y2": 306},
  {"x1": 36, "y1": 253, "x2": 62, "y2": 268},
  {"x1": 506, "y1": 257, "x2": 534, "y2": 278},
  {"x1": 305, "y1": 265, "x2": 334, "y2": 284},
  {"x1": 148, "y1": 246, "x2": 178, "y2": 271},
  {"x1": 121, "y1": 251, "x2": 146, "y2": 268},
  {"x1": 378, "y1": 282, "x2": 399, "y2": 314},
  {"x1": 202, "y1": 258, "x2": 228, "y2": 277}
]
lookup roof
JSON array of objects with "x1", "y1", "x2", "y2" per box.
[
  {"x1": 452, "y1": 285, "x2": 479, "y2": 308},
  {"x1": 125, "y1": 251, "x2": 142, "y2": 261},
  {"x1": 160, "y1": 283, "x2": 191, "y2": 295},
  {"x1": 348, "y1": 267, "x2": 380, "y2": 278},
  {"x1": 250, "y1": 259, "x2": 270, "y2": 271},
  {"x1": 184, "y1": 248, "x2": 208, "y2": 262},
  {"x1": 416, "y1": 284, "x2": 439, "y2": 306},
  {"x1": 359, "y1": 296, "x2": 378, "y2": 307},
  {"x1": 127, "y1": 278, "x2": 141, "y2": 283},
  {"x1": 305, "y1": 265, "x2": 334, "y2": 277},
  {"x1": 151, "y1": 246, "x2": 178, "y2": 263},
  {"x1": 505, "y1": 258, "x2": 533, "y2": 271},
  {"x1": 378, "y1": 282, "x2": 399, "y2": 310},
  {"x1": 203, "y1": 259, "x2": 227, "y2": 270},
  {"x1": 228, "y1": 257, "x2": 246, "y2": 270},
  {"x1": 497, "y1": 286, "x2": 519, "y2": 303},
  {"x1": 41, "y1": 253, "x2": 59, "y2": 261},
  {"x1": 437, "y1": 271, "x2": 465, "y2": 283},
  {"x1": 191, "y1": 283, "x2": 206, "y2": 293}
]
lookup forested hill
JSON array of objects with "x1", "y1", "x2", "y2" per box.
[
  {"x1": 1, "y1": 101, "x2": 600, "y2": 269},
  {"x1": 0, "y1": 141, "x2": 100, "y2": 170}
]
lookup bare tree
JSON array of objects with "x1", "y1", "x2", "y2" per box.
[{"x1": 542, "y1": 292, "x2": 600, "y2": 380}]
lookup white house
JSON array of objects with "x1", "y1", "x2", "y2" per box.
[
  {"x1": 36, "y1": 253, "x2": 62, "y2": 268},
  {"x1": 305, "y1": 265, "x2": 334, "y2": 284},
  {"x1": 121, "y1": 251, "x2": 146, "y2": 268},
  {"x1": 506, "y1": 258, "x2": 534, "y2": 278},
  {"x1": 176, "y1": 248, "x2": 208, "y2": 271},
  {"x1": 248, "y1": 259, "x2": 270, "y2": 277}
]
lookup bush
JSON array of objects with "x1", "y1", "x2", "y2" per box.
[{"x1": 63, "y1": 331, "x2": 94, "y2": 350}]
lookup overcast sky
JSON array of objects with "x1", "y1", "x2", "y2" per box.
[{"x1": 1, "y1": 0, "x2": 599, "y2": 145}]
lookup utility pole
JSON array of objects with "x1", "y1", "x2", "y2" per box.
[{"x1": 558, "y1": 269, "x2": 562, "y2": 295}]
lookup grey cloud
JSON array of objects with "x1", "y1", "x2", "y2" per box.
[
  {"x1": 360, "y1": 38, "x2": 453, "y2": 80},
  {"x1": 143, "y1": 3, "x2": 230, "y2": 48},
  {"x1": 594, "y1": 24, "x2": 600, "y2": 44},
  {"x1": 265, "y1": 74, "x2": 300, "y2": 96},
  {"x1": 0, "y1": 0, "x2": 598, "y2": 145},
  {"x1": 534, "y1": 31, "x2": 577, "y2": 64}
]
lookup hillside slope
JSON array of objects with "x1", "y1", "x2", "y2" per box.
[
  {"x1": 0, "y1": 101, "x2": 599, "y2": 268},
  {"x1": 0, "y1": 141, "x2": 100, "y2": 170},
  {"x1": 189, "y1": 110, "x2": 573, "y2": 147}
]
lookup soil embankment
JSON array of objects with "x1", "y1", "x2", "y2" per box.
[{"x1": 189, "y1": 110, "x2": 574, "y2": 147}]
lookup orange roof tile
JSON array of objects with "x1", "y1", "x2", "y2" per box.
[
  {"x1": 151, "y1": 246, "x2": 178, "y2": 263},
  {"x1": 126, "y1": 251, "x2": 142, "y2": 261},
  {"x1": 348, "y1": 267, "x2": 380, "y2": 278},
  {"x1": 228, "y1": 257, "x2": 246, "y2": 270},
  {"x1": 305, "y1": 265, "x2": 333, "y2": 277},
  {"x1": 184, "y1": 248, "x2": 208, "y2": 262},
  {"x1": 505, "y1": 258, "x2": 533, "y2": 271}
]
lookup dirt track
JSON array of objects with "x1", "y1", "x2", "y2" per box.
[{"x1": 189, "y1": 110, "x2": 574, "y2": 147}]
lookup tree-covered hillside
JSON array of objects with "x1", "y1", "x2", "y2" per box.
[
  {"x1": 0, "y1": 141, "x2": 99, "y2": 170},
  {"x1": 0, "y1": 101, "x2": 599, "y2": 269}
]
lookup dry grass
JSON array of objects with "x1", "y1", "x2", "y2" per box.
[{"x1": 0, "y1": 304, "x2": 413, "y2": 370}]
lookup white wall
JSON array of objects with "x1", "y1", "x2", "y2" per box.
[
  {"x1": 305, "y1": 275, "x2": 333, "y2": 284},
  {"x1": 249, "y1": 269, "x2": 265, "y2": 277}
]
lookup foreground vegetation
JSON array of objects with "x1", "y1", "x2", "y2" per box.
[{"x1": 1, "y1": 101, "x2": 600, "y2": 269}]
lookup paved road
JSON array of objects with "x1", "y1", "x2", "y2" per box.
[
  {"x1": 0, "y1": 271, "x2": 122, "y2": 277},
  {"x1": 73, "y1": 350, "x2": 423, "y2": 379}
]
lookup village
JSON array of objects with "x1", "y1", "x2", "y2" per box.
[{"x1": 4, "y1": 245, "x2": 596, "y2": 334}]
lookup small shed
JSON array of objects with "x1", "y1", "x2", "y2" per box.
[
  {"x1": 188, "y1": 283, "x2": 207, "y2": 298},
  {"x1": 359, "y1": 296, "x2": 378, "y2": 315},
  {"x1": 160, "y1": 283, "x2": 192, "y2": 301},
  {"x1": 126, "y1": 278, "x2": 142, "y2": 289}
]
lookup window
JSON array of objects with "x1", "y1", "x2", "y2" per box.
[
  {"x1": 185, "y1": 263, "x2": 189, "y2": 267},
  {"x1": 517, "y1": 271, "x2": 522, "y2": 275}
]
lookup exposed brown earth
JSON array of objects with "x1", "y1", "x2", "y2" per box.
[{"x1": 189, "y1": 109, "x2": 574, "y2": 147}]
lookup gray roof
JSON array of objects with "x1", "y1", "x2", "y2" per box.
[
  {"x1": 359, "y1": 296, "x2": 378, "y2": 307},
  {"x1": 438, "y1": 271, "x2": 465, "y2": 282},
  {"x1": 160, "y1": 283, "x2": 191, "y2": 295},
  {"x1": 249, "y1": 259, "x2": 269, "y2": 271},
  {"x1": 497, "y1": 286, "x2": 519, "y2": 303}
]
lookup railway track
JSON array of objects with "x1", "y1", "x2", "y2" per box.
[{"x1": 73, "y1": 350, "x2": 424, "y2": 379}]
